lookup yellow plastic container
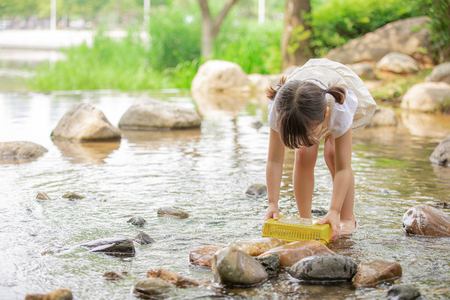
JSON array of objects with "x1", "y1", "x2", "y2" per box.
[{"x1": 261, "y1": 215, "x2": 332, "y2": 245}]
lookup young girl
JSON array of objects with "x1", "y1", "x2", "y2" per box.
[{"x1": 264, "y1": 58, "x2": 377, "y2": 241}]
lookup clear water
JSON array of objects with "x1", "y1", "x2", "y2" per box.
[{"x1": 1, "y1": 90, "x2": 450, "y2": 300}]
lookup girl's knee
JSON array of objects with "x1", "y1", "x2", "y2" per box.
[{"x1": 295, "y1": 146, "x2": 318, "y2": 168}]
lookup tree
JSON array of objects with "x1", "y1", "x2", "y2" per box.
[
  {"x1": 281, "y1": 0, "x2": 311, "y2": 70},
  {"x1": 197, "y1": 0, "x2": 239, "y2": 58}
]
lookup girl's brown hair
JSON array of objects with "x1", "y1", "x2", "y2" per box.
[{"x1": 266, "y1": 77, "x2": 346, "y2": 148}]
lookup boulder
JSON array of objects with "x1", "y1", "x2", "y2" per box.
[
  {"x1": 191, "y1": 60, "x2": 250, "y2": 94},
  {"x1": 127, "y1": 216, "x2": 146, "y2": 227},
  {"x1": 376, "y1": 53, "x2": 420, "y2": 74},
  {"x1": 228, "y1": 237, "x2": 285, "y2": 256},
  {"x1": 401, "y1": 82, "x2": 450, "y2": 112},
  {"x1": 133, "y1": 278, "x2": 176, "y2": 299},
  {"x1": 134, "y1": 232, "x2": 155, "y2": 245},
  {"x1": 258, "y1": 240, "x2": 335, "y2": 267},
  {"x1": 157, "y1": 207, "x2": 189, "y2": 218},
  {"x1": 147, "y1": 269, "x2": 200, "y2": 288},
  {"x1": 25, "y1": 289, "x2": 73, "y2": 300},
  {"x1": 211, "y1": 247, "x2": 268, "y2": 286},
  {"x1": 245, "y1": 184, "x2": 267, "y2": 198},
  {"x1": 346, "y1": 63, "x2": 376, "y2": 79},
  {"x1": 289, "y1": 255, "x2": 358, "y2": 282},
  {"x1": 326, "y1": 17, "x2": 433, "y2": 65},
  {"x1": 430, "y1": 134, "x2": 450, "y2": 166},
  {"x1": 254, "y1": 253, "x2": 280, "y2": 277},
  {"x1": 36, "y1": 191, "x2": 52, "y2": 200},
  {"x1": 51, "y1": 103, "x2": 121, "y2": 141},
  {"x1": 402, "y1": 204, "x2": 450, "y2": 237},
  {"x1": 366, "y1": 107, "x2": 398, "y2": 128},
  {"x1": 426, "y1": 62, "x2": 450, "y2": 84},
  {"x1": 353, "y1": 259, "x2": 402, "y2": 288},
  {"x1": 81, "y1": 238, "x2": 136, "y2": 257},
  {"x1": 387, "y1": 284, "x2": 423, "y2": 300},
  {"x1": 118, "y1": 98, "x2": 201, "y2": 130},
  {"x1": 189, "y1": 245, "x2": 222, "y2": 267},
  {"x1": 0, "y1": 141, "x2": 47, "y2": 162}
]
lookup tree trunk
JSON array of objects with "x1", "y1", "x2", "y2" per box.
[
  {"x1": 281, "y1": 0, "x2": 311, "y2": 71},
  {"x1": 198, "y1": 0, "x2": 239, "y2": 58}
]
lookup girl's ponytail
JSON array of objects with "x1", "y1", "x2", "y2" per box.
[
  {"x1": 266, "y1": 76, "x2": 287, "y2": 100},
  {"x1": 326, "y1": 86, "x2": 346, "y2": 104}
]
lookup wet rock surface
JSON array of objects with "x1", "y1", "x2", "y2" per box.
[
  {"x1": 311, "y1": 207, "x2": 328, "y2": 216},
  {"x1": 25, "y1": 289, "x2": 73, "y2": 300},
  {"x1": 244, "y1": 184, "x2": 267, "y2": 198},
  {"x1": 81, "y1": 238, "x2": 136, "y2": 257},
  {"x1": 103, "y1": 269, "x2": 128, "y2": 280},
  {"x1": 289, "y1": 255, "x2": 358, "y2": 282},
  {"x1": 51, "y1": 103, "x2": 121, "y2": 141},
  {"x1": 211, "y1": 247, "x2": 268, "y2": 286},
  {"x1": 430, "y1": 133, "x2": 450, "y2": 167},
  {"x1": 353, "y1": 259, "x2": 402, "y2": 288},
  {"x1": 36, "y1": 191, "x2": 52, "y2": 200},
  {"x1": 402, "y1": 204, "x2": 450, "y2": 237},
  {"x1": 128, "y1": 216, "x2": 146, "y2": 227},
  {"x1": 254, "y1": 253, "x2": 280, "y2": 277},
  {"x1": 62, "y1": 192, "x2": 85, "y2": 200},
  {"x1": 147, "y1": 269, "x2": 200, "y2": 288},
  {"x1": 189, "y1": 245, "x2": 223, "y2": 267},
  {"x1": 0, "y1": 141, "x2": 48, "y2": 162},
  {"x1": 134, "y1": 232, "x2": 155, "y2": 245},
  {"x1": 228, "y1": 237, "x2": 285, "y2": 256},
  {"x1": 258, "y1": 240, "x2": 335, "y2": 267},
  {"x1": 133, "y1": 278, "x2": 176, "y2": 299},
  {"x1": 157, "y1": 207, "x2": 189, "y2": 218},
  {"x1": 387, "y1": 284, "x2": 423, "y2": 300}
]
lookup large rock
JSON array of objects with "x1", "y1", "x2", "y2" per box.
[
  {"x1": 118, "y1": 98, "x2": 201, "y2": 130},
  {"x1": 147, "y1": 269, "x2": 200, "y2": 288},
  {"x1": 366, "y1": 107, "x2": 398, "y2": 128},
  {"x1": 254, "y1": 253, "x2": 280, "y2": 277},
  {"x1": 402, "y1": 204, "x2": 450, "y2": 237},
  {"x1": 191, "y1": 60, "x2": 250, "y2": 94},
  {"x1": 211, "y1": 247, "x2": 268, "y2": 286},
  {"x1": 326, "y1": 17, "x2": 433, "y2": 65},
  {"x1": 80, "y1": 238, "x2": 136, "y2": 257},
  {"x1": 376, "y1": 53, "x2": 420, "y2": 74},
  {"x1": 346, "y1": 63, "x2": 376, "y2": 79},
  {"x1": 133, "y1": 278, "x2": 176, "y2": 299},
  {"x1": 401, "y1": 82, "x2": 450, "y2": 112},
  {"x1": 387, "y1": 284, "x2": 423, "y2": 300},
  {"x1": 258, "y1": 240, "x2": 335, "y2": 267},
  {"x1": 289, "y1": 255, "x2": 358, "y2": 282},
  {"x1": 189, "y1": 245, "x2": 222, "y2": 267},
  {"x1": 0, "y1": 141, "x2": 47, "y2": 162},
  {"x1": 353, "y1": 259, "x2": 402, "y2": 288},
  {"x1": 51, "y1": 103, "x2": 121, "y2": 141},
  {"x1": 25, "y1": 289, "x2": 73, "y2": 300},
  {"x1": 430, "y1": 134, "x2": 450, "y2": 166},
  {"x1": 426, "y1": 62, "x2": 450, "y2": 84},
  {"x1": 228, "y1": 237, "x2": 285, "y2": 256}
]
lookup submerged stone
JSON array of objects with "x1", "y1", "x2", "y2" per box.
[
  {"x1": 128, "y1": 216, "x2": 147, "y2": 227},
  {"x1": 134, "y1": 232, "x2": 155, "y2": 245},
  {"x1": 81, "y1": 238, "x2": 135, "y2": 257},
  {"x1": 189, "y1": 245, "x2": 222, "y2": 267},
  {"x1": 103, "y1": 269, "x2": 128, "y2": 280},
  {"x1": 387, "y1": 284, "x2": 423, "y2": 300},
  {"x1": 62, "y1": 192, "x2": 85, "y2": 200},
  {"x1": 289, "y1": 255, "x2": 358, "y2": 282},
  {"x1": 147, "y1": 269, "x2": 200, "y2": 288},
  {"x1": 36, "y1": 191, "x2": 52, "y2": 200},
  {"x1": 211, "y1": 247, "x2": 268, "y2": 286},
  {"x1": 353, "y1": 259, "x2": 402, "y2": 288},
  {"x1": 254, "y1": 253, "x2": 280, "y2": 277},
  {"x1": 245, "y1": 184, "x2": 267, "y2": 198},
  {"x1": 133, "y1": 278, "x2": 176, "y2": 299},
  {"x1": 25, "y1": 289, "x2": 73, "y2": 300},
  {"x1": 311, "y1": 207, "x2": 328, "y2": 216},
  {"x1": 228, "y1": 237, "x2": 285, "y2": 256},
  {"x1": 157, "y1": 207, "x2": 189, "y2": 218},
  {"x1": 402, "y1": 204, "x2": 450, "y2": 237}
]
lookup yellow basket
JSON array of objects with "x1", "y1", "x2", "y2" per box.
[{"x1": 262, "y1": 215, "x2": 332, "y2": 245}]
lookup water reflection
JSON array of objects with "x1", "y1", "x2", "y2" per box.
[
  {"x1": 122, "y1": 128, "x2": 201, "y2": 150},
  {"x1": 192, "y1": 92, "x2": 251, "y2": 119},
  {"x1": 53, "y1": 139, "x2": 121, "y2": 164},
  {"x1": 401, "y1": 111, "x2": 450, "y2": 139}
]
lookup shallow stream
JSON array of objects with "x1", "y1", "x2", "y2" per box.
[{"x1": 1, "y1": 90, "x2": 450, "y2": 299}]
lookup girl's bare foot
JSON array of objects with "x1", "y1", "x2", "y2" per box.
[{"x1": 340, "y1": 219, "x2": 357, "y2": 235}]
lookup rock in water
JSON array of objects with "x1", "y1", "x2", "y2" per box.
[
  {"x1": 0, "y1": 141, "x2": 48, "y2": 162},
  {"x1": 133, "y1": 278, "x2": 176, "y2": 299},
  {"x1": 211, "y1": 247, "x2": 268, "y2": 286},
  {"x1": 51, "y1": 103, "x2": 121, "y2": 141},
  {"x1": 25, "y1": 289, "x2": 73, "y2": 300},
  {"x1": 352, "y1": 259, "x2": 402, "y2": 288},
  {"x1": 289, "y1": 255, "x2": 358, "y2": 282},
  {"x1": 81, "y1": 238, "x2": 136, "y2": 257},
  {"x1": 36, "y1": 191, "x2": 52, "y2": 200},
  {"x1": 245, "y1": 184, "x2": 267, "y2": 198},
  {"x1": 366, "y1": 107, "x2": 398, "y2": 128},
  {"x1": 62, "y1": 192, "x2": 85, "y2": 200},
  {"x1": 401, "y1": 82, "x2": 450, "y2": 112},
  {"x1": 402, "y1": 204, "x2": 450, "y2": 237},
  {"x1": 430, "y1": 134, "x2": 450, "y2": 166},
  {"x1": 147, "y1": 269, "x2": 200, "y2": 288},
  {"x1": 258, "y1": 240, "x2": 335, "y2": 267},
  {"x1": 128, "y1": 216, "x2": 147, "y2": 227},
  {"x1": 228, "y1": 237, "x2": 285, "y2": 256},
  {"x1": 254, "y1": 253, "x2": 280, "y2": 277},
  {"x1": 189, "y1": 245, "x2": 222, "y2": 267},
  {"x1": 157, "y1": 207, "x2": 189, "y2": 218},
  {"x1": 134, "y1": 232, "x2": 155, "y2": 245},
  {"x1": 118, "y1": 98, "x2": 201, "y2": 130},
  {"x1": 103, "y1": 270, "x2": 128, "y2": 280},
  {"x1": 387, "y1": 284, "x2": 423, "y2": 300}
]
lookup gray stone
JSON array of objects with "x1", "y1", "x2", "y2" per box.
[
  {"x1": 366, "y1": 107, "x2": 398, "y2": 128},
  {"x1": 289, "y1": 255, "x2": 358, "y2": 282},
  {"x1": 245, "y1": 184, "x2": 267, "y2": 198},
  {"x1": 387, "y1": 284, "x2": 423, "y2": 300},
  {"x1": 81, "y1": 238, "x2": 136, "y2": 257},
  {"x1": 401, "y1": 82, "x2": 450, "y2": 112},
  {"x1": 376, "y1": 52, "x2": 420, "y2": 74},
  {"x1": 36, "y1": 191, "x2": 52, "y2": 200},
  {"x1": 430, "y1": 134, "x2": 450, "y2": 166},
  {"x1": 426, "y1": 62, "x2": 450, "y2": 84},
  {"x1": 211, "y1": 247, "x2": 268, "y2": 286},
  {"x1": 311, "y1": 207, "x2": 327, "y2": 216},
  {"x1": 347, "y1": 63, "x2": 376, "y2": 79},
  {"x1": 133, "y1": 278, "x2": 176, "y2": 299},
  {"x1": 134, "y1": 232, "x2": 155, "y2": 245},
  {"x1": 0, "y1": 141, "x2": 47, "y2": 162},
  {"x1": 118, "y1": 98, "x2": 201, "y2": 130},
  {"x1": 254, "y1": 253, "x2": 280, "y2": 277},
  {"x1": 157, "y1": 207, "x2": 189, "y2": 218},
  {"x1": 326, "y1": 17, "x2": 433, "y2": 65},
  {"x1": 128, "y1": 216, "x2": 146, "y2": 227},
  {"x1": 51, "y1": 103, "x2": 121, "y2": 141}
]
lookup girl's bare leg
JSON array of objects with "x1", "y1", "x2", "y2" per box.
[
  {"x1": 324, "y1": 135, "x2": 356, "y2": 234},
  {"x1": 293, "y1": 143, "x2": 319, "y2": 218}
]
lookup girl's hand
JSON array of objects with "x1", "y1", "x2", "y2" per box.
[
  {"x1": 317, "y1": 210, "x2": 340, "y2": 241},
  {"x1": 264, "y1": 205, "x2": 279, "y2": 222}
]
